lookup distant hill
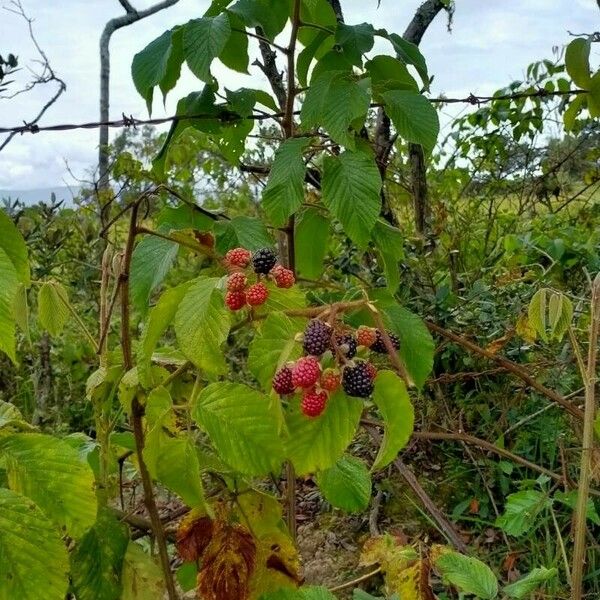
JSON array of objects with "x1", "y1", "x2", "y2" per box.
[{"x1": 0, "y1": 186, "x2": 78, "y2": 205}]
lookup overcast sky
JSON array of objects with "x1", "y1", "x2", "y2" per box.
[{"x1": 0, "y1": 0, "x2": 598, "y2": 190}]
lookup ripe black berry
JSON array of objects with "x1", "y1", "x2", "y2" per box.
[
  {"x1": 303, "y1": 320, "x2": 332, "y2": 356},
  {"x1": 342, "y1": 361, "x2": 374, "y2": 398},
  {"x1": 371, "y1": 329, "x2": 401, "y2": 354},
  {"x1": 252, "y1": 248, "x2": 278, "y2": 274},
  {"x1": 332, "y1": 333, "x2": 357, "y2": 360}
]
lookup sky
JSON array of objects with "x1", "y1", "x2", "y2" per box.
[{"x1": 0, "y1": 0, "x2": 598, "y2": 191}]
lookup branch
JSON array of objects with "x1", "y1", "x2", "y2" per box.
[
  {"x1": 118, "y1": 0, "x2": 137, "y2": 14},
  {"x1": 426, "y1": 321, "x2": 585, "y2": 420}
]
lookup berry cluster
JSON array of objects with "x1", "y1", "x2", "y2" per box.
[
  {"x1": 223, "y1": 247, "x2": 296, "y2": 311},
  {"x1": 272, "y1": 319, "x2": 402, "y2": 417}
]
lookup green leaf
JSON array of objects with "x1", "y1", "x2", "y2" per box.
[
  {"x1": 0, "y1": 247, "x2": 18, "y2": 362},
  {"x1": 503, "y1": 567, "x2": 557, "y2": 599},
  {"x1": 263, "y1": 282, "x2": 307, "y2": 312},
  {"x1": 219, "y1": 12, "x2": 249, "y2": 73},
  {"x1": 553, "y1": 489, "x2": 600, "y2": 525},
  {"x1": 248, "y1": 312, "x2": 305, "y2": 390},
  {"x1": 0, "y1": 208, "x2": 29, "y2": 286},
  {"x1": 381, "y1": 304, "x2": 434, "y2": 389},
  {"x1": 301, "y1": 71, "x2": 370, "y2": 149},
  {"x1": 495, "y1": 490, "x2": 550, "y2": 537},
  {"x1": 215, "y1": 216, "x2": 275, "y2": 253},
  {"x1": 386, "y1": 32, "x2": 429, "y2": 89},
  {"x1": 316, "y1": 455, "x2": 371, "y2": 512},
  {"x1": 366, "y1": 55, "x2": 418, "y2": 99},
  {"x1": 335, "y1": 23, "x2": 375, "y2": 66},
  {"x1": 286, "y1": 390, "x2": 363, "y2": 474},
  {"x1": 14, "y1": 282, "x2": 29, "y2": 338},
  {"x1": 528, "y1": 289, "x2": 573, "y2": 342},
  {"x1": 183, "y1": 14, "x2": 231, "y2": 82},
  {"x1": 298, "y1": 30, "x2": 332, "y2": 87},
  {"x1": 260, "y1": 586, "x2": 338, "y2": 600},
  {"x1": 192, "y1": 382, "x2": 285, "y2": 475},
  {"x1": 433, "y1": 550, "x2": 498, "y2": 599},
  {"x1": 0, "y1": 400, "x2": 30, "y2": 430},
  {"x1": 174, "y1": 277, "x2": 230, "y2": 375},
  {"x1": 0, "y1": 488, "x2": 69, "y2": 600},
  {"x1": 230, "y1": 0, "x2": 289, "y2": 41},
  {"x1": 295, "y1": 206, "x2": 330, "y2": 279},
  {"x1": 381, "y1": 89, "x2": 439, "y2": 151},
  {"x1": 588, "y1": 72, "x2": 600, "y2": 117},
  {"x1": 262, "y1": 138, "x2": 309, "y2": 226},
  {"x1": 138, "y1": 281, "x2": 192, "y2": 388},
  {"x1": 322, "y1": 150, "x2": 382, "y2": 248},
  {"x1": 37, "y1": 281, "x2": 70, "y2": 336},
  {"x1": 131, "y1": 28, "x2": 183, "y2": 113},
  {"x1": 144, "y1": 431, "x2": 206, "y2": 508},
  {"x1": 121, "y1": 543, "x2": 166, "y2": 600},
  {"x1": 130, "y1": 234, "x2": 178, "y2": 314},
  {"x1": 565, "y1": 38, "x2": 591, "y2": 88},
  {"x1": 0, "y1": 433, "x2": 97, "y2": 537},
  {"x1": 563, "y1": 93, "x2": 586, "y2": 131},
  {"x1": 70, "y1": 509, "x2": 130, "y2": 600},
  {"x1": 371, "y1": 371, "x2": 414, "y2": 470},
  {"x1": 372, "y1": 220, "x2": 403, "y2": 291}
]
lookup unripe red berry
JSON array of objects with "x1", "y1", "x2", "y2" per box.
[
  {"x1": 301, "y1": 388, "x2": 328, "y2": 417},
  {"x1": 225, "y1": 290, "x2": 246, "y2": 311},
  {"x1": 272, "y1": 265, "x2": 295, "y2": 288},
  {"x1": 246, "y1": 282, "x2": 269, "y2": 306},
  {"x1": 356, "y1": 326, "x2": 377, "y2": 348},
  {"x1": 320, "y1": 368, "x2": 340, "y2": 392},
  {"x1": 365, "y1": 362, "x2": 378, "y2": 380},
  {"x1": 227, "y1": 272, "x2": 247, "y2": 292},
  {"x1": 291, "y1": 356, "x2": 321, "y2": 388},
  {"x1": 225, "y1": 247, "x2": 252, "y2": 268},
  {"x1": 272, "y1": 367, "x2": 295, "y2": 395}
]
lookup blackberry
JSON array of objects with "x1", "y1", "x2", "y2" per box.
[
  {"x1": 371, "y1": 329, "x2": 400, "y2": 354},
  {"x1": 252, "y1": 247, "x2": 278, "y2": 274},
  {"x1": 332, "y1": 333, "x2": 357, "y2": 360},
  {"x1": 342, "y1": 361, "x2": 374, "y2": 398},
  {"x1": 273, "y1": 367, "x2": 295, "y2": 395},
  {"x1": 303, "y1": 320, "x2": 332, "y2": 356}
]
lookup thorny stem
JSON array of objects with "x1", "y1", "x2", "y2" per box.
[
  {"x1": 571, "y1": 275, "x2": 600, "y2": 600},
  {"x1": 120, "y1": 202, "x2": 179, "y2": 600},
  {"x1": 282, "y1": 0, "x2": 302, "y2": 543}
]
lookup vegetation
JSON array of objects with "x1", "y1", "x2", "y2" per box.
[{"x1": 1, "y1": 1, "x2": 599, "y2": 599}]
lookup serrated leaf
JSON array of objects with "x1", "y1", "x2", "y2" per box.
[
  {"x1": 322, "y1": 150, "x2": 382, "y2": 248},
  {"x1": 138, "y1": 281, "x2": 192, "y2": 388},
  {"x1": 366, "y1": 55, "x2": 418, "y2": 99},
  {"x1": 372, "y1": 220, "x2": 403, "y2": 291},
  {"x1": 381, "y1": 90, "x2": 439, "y2": 152},
  {"x1": 121, "y1": 543, "x2": 166, "y2": 600},
  {"x1": 298, "y1": 30, "x2": 332, "y2": 87},
  {"x1": 301, "y1": 71, "x2": 370, "y2": 149},
  {"x1": 131, "y1": 28, "x2": 183, "y2": 113},
  {"x1": 0, "y1": 433, "x2": 97, "y2": 537},
  {"x1": 503, "y1": 566, "x2": 557, "y2": 599},
  {"x1": 548, "y1": 291, "x2": 573, "y2": 341},
  {"x1": 248, "y1": 312, "x2": 306, "y2": 390},
  {"x1": 130, "y1": 232, "x2": 179, "y2": 315},
  {"x1": 381, "y1": 305, "x2": 434, "y2": 389},
  {"x1": 263, "y1": 282, "x2": 307, "y2": 312},
  {"x1": 295, "y1": 206, "x2": 330, "y2": 279},
  {"x1": 495, "y1": 490, "x2": 550, "y2": 537},
  {"x1": 262, "y1": 138, "x2": 309, "y2": 226},
  {"x1": 386, "y1": 32, "x2": 429, "y2": 89},
  {"x1": 317, "y1": 455, "x2": 371, "y2": 512},
  {"x1": 285, "y1": 390, "x2": 363, "y2": 474},
  {"x1": 229, "y1": 0, "x2": 289, "y2": 41},
  {"x1": 174, "y1": 277, "x2": 230, "y2": 375},
  {"x1": 565, "y1": 38, "x2": 591, "y2": 88},
  {"x1": 0, "y1": 247, "x2": 18, "y2": 362},
  {"x1": 432, "y1": 547, "x2": 498, "y2": 599},
  {"x1": 335, "y1": 22, "x2": 375, "y2": 66},
  {"x1": 70, "y1": 508, "x2": 129, "y2": 600},
  {"x1": 0, "y1": 488, "x2": 69, "y2": 600},
  {"x1": 38, "y1": 281, "x2": 69, "y2": 336},
  {"x1": 371, "y1": 371, "x2": 414, "y2": 470},
  {"x1": 220, "y1": 12, "x2": 249, "y2": 73},
  {"x1": 183, "y1": 14, "x2": 231, "y2": 82},
  {"x1": 215, "y1": 216, "x2": 275, "y2": 253},
  {"x1": 0, "y1": 400, "x2": 29, "y2": 430},
  {"x1": 0, "y1": 208, "x2": 29, "y2": 286},
  {"x1": 192, "y1": 382, "x2": 285, "y2": 475}
]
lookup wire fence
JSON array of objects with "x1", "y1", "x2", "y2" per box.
[{"x1": 0, "y1": 88, "x2": 585, "y2": 137}]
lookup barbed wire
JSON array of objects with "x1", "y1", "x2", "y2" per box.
[{"x1": 0, "y1": 88, "x2": 587, "y2": 137}]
